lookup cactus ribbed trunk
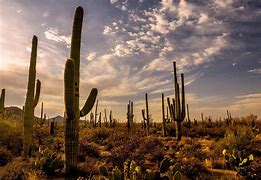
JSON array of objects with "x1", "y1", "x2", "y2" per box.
[
  {"x1": 162, "y1": 93, "x2": 166, "y2": 137},
  {"x1": 64, "y1": 6, "x2": 98, "y2": 175},
  {"x1": 167, "y1": 62, "x2": 185, "y2": 141},
  {"x1": 23, "y1": 36, "x2": 41, "y2": 157},
  {"x1": 145, "y1": 93, "x2": 150, "y2": 135},
  {"x1": 0, "y1": 89, "x2": 5, "y2": 113},
  {"x1": 187, "y1": 104, "x2": 191, "y2": 128}
]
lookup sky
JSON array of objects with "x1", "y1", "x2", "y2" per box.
[{"x1": 0, "y1": 0, "x2": 261, "y2": 122}]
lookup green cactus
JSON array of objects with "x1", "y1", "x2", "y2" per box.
[
  {"x1": 0, "y1": 89, "x2": 5, "y2": 114},
  {"x1": 167, "y1": 62, "x2": 185, "y2": 141},
  {"x1": 64, "y1": 6, "x2": 98, "y2": 174},
  {"x1": 50, "y1": 119, "x2": 55, "y2": 136},
  {"x1": 94, "y1": 99, "x2": 98, "y2": 127},
  {"x1": 109, "y1": 110, "x2": 113, "y2": 127},
  {"x1": 162, "y1": 93, "x2": 166, "y2": 137},
  {"x1": 99, "y1": 165, "x2": 123, "y2": 180},
  {"x1": 36, "y1": 102, "x2": 45, "y2": 126},
  {"x1": 186, "y1": 104, "x2": 191, "y2": 129},
  {"x1": 23, "y1": 35, "x2": 41, "y2": 157},
  {"x1": 142, "y1": 93, "x2": 150, "y2": 135},
  {"x1": 127, "y1": 100, "x2": 134, "y2": 134}
]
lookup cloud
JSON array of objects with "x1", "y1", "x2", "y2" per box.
[
  {"x1": 110, "y1": 0, "x2": 118, "y2": 4},
  {"x1": 44, "y1": 28, "x2": 71, "y2": 47},
  {"x1": 248, "y1": 68, "x2": 261, "y2": 74},
  {"x1": 86, "y1": 52, "x2": 97, "y2": 61}
]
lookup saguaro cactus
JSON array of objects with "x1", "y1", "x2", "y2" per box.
[
  {"x1": 186, "y1": 104, "x2": 191, "y2": 128},
  {"x1": 23, "y1": 35, "x2": 41, "y2": 157},
  {"x1": 162, "y1": 93, "x2": 166, "y2": 137},
  {"x1": 94, "y1": 100, "x2": 98, "y2": 127},
  {"x1": 109, "y1": 110, "x2": 113, "y2": 127},
  {"x1": 142, "y1": 93, "x2": 150, "y2": 135},
  {"x1": 127, "y1": 100, "x2": 134, "y2": 134},
  {"x1": 64, "y1": 6, "x2": 98, "y2": 174},
  {"x1": 167, "y1": 62, "x2": 185, "y2": 141},
  {"x1": 0, "y1": 89, "x2": 5, "y2": 113}
]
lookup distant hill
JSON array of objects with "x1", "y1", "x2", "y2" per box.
[
  {"x1": 49, "y1": 115, "x2": 64, "y2": 124},
  {"x1": 2, "y1": 106, "x2": 22, "y2": 120}
]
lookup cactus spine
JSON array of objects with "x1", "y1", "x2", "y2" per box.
[
  {"x1": 23, "y1": 35, "x2": 41, "y2": 157},
  {"x1": 64, "y1": 6, "x2": 98, "y2": 174},
  {"x1": 0, "y1": 89, "x2": 5, "y2": 114},
  {"x1": 167, "y1": 62, "x2": 185, "y2": 141}
]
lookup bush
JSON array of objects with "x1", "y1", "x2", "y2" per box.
[
  {"x1": 224, "y1": 127, "x2": 254, "y2": 153},
  {"x1": 0, "y1": 161, "x2": 29, "y2": 180},
  {"x1": 79, "y1": 142, "x2": 100, "y2": 161},
  {"x1": 0, "y1": 147, "x2": 12, "y2": 166},
  {"x1": 86, "y1": 128, "x2": 112, "y2": 146}
]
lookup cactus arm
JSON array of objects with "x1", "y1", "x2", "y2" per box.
[
  {"x1": 33, "y1": 79, "x2": 41, "y2": 108},
  {"x1": 64, "y1": 59, "x2": 75, "y2": 119},
  {"x1": 141, "y1": 109, "x2": 146, "y2": 120},
  {"x1": 80, "y1": 88, "x2": 98, "y2": 117}
]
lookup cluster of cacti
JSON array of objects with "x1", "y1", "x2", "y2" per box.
[
  {"x1": 64, "y1": 6, "x2": 98, "y2": 174},
  {"x1": 99, "y1": 158, "x2": 181, "y2": 180},
  {"x1": 141, "y1": 93, "x2": 150, "y2": 135},
  {"x1": 0, "y1": 89, "x2": 5, "y2": 114},
  {"x1": 226, "y1": 110, "x2": 232, "y2": 125},
  {"x1": 145, "y1": 158, "x2": 181, "y2": 180},
  {"x1": 167, "y1": 62, "x2": 185, "y2": 141},
  {"x1": 99, "y1": 165, "x2": 123, "y2": 180},
  {"x1": 223, "y1": 149, "x2": 255, "y2": 178},
  {"x1": 34, "y1": 148, "x2": 64, "y2": 176},
  {"x1": 23, "y1": 35, "x2": 41, "y2": 157},
  {"x1": 127, "y1": 100, "x2": 134, "y2": 134}
]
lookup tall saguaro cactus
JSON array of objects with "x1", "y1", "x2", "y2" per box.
[
  {"x1": 162, "y1": 93, "x2": 166, "y2": 137},
  {"x1": 64, "y1": 6, "x2": 98, "y2": 175},
  {"x1": 0, "y1": 89, "x2": 5, "y2": 113},
  {"x1": 127, "y1": 100, "x2": 134, "y2": 134},
  {"x1": 142, "y1": 93, "x2": 150, "y2": 135},
  {"x1": 167, "y1": 62, "x2": 185, "y2": 141},
  {"x1": 23, "y1": 36, "x2": 41, "y2": 157}
]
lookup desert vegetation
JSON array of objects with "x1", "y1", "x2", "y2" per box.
[{"x1": 0, "y1": 6, "x2": 260, "y2": 180}]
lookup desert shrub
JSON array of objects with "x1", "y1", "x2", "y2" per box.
[
  {"x1": 134, "y1": 137, "x2": 164, "y2": 164},
  {"x1": 34, "y1": 148, "x2": 64, "y2": 176},
  {"x1": 0, "y1": 161, "x2": 30, "y2": 180},
  {"x1": 79, "y1": 142, "x2": 100, "y2": 161},
  {"x1": 0, "y1": 121, "x2": 23, "y2": 156},
  {"x1": 0, "y1": 147, "x2": 12, "y2": 166},
  {"x1": 86, "y1": 128, "x2": 112, "y2": 146},
  {"x1": 108, "y1": 133, "x2": 140, "y2": 167},
  {"x1": 223, "y1": 127, "x2": 254, "y2": 153},
  {"x1": 180, "y1": 157, "x2": 208, "y2": 179}
]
